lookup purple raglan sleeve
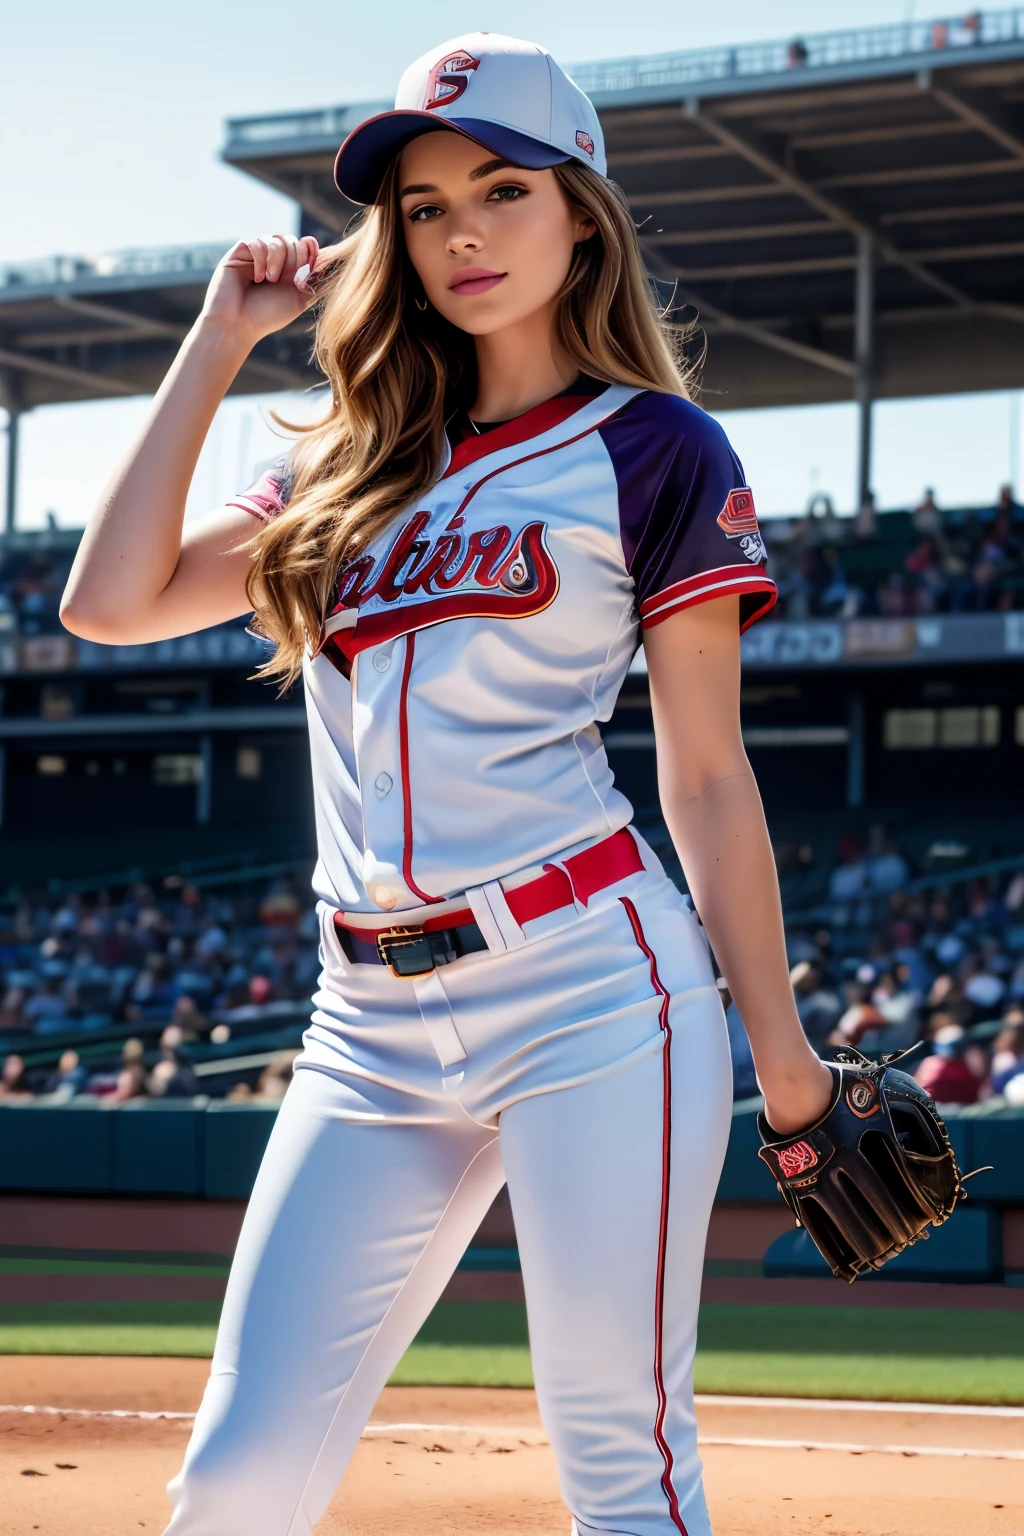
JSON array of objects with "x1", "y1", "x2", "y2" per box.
[
  {"x1": 599, "y1": 393, "x2": 777, "y2": 634},
  {"x1": 225, "y1": 456, "x2": 293, "y2": 523}
]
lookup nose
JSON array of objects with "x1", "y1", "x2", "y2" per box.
[{"x1": 445, "y1": 210, "x2": 484, "y2": 256}]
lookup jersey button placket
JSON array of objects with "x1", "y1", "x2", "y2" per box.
[{"x1": 356, "y1": 638, "x2": 411, "y2": 907}]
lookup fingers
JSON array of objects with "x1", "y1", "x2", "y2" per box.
[
  {"x1": 294, "y1": 235, "x2": 320, "y2": 294},
  {"x1": 264, "y1": 234, "x2": 293, "y2": 284},
  {"x1": 221, "y1": 236, "x2": 270, "y2": 282},
  {"x1": 224, "y1": 235, "x2": 313, "y2": 286}
]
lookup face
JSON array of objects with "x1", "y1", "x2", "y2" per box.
[{"x1": 398, "y1": 130, "x2": 594, "y2": 335}]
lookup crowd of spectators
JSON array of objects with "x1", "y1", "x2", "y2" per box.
[
  {"x1": 727, "y1": 829, "x2": 1024, "y2": 1107},
  {"x1": 763, "y1": 484, "x2": 1024, "y2": 621},
  {"x1": 3, "y1": 830, "x2": 1024, "y2": 1113},
  {"x1": 0, "y1": 876, "x2": 318, "y2": 1099}
]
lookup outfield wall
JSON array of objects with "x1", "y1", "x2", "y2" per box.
[{"x1": 0, "y1": 1099, "x2": 1020, "y2": 1284}]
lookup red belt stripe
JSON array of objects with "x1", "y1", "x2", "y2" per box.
[{"x1": 335, "y1": 827, "x2": 645, "y2": 941}]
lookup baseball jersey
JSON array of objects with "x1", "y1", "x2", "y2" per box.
[{"x1": 230, "y1": 381, "x2": 776, "y2": 914}]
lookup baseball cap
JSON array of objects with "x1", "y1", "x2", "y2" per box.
[{"x1": 334, "y1": 32, "x2": 606, "y2": 205}]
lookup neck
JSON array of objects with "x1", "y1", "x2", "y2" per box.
[{"x1": 470, "y1": 303, "x2": 577, "y2": 421}]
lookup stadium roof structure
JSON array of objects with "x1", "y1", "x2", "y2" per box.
[
  {"x1": 3, "y1": 7, "x2": 1024, "y2": 527},
  {"x1": 0, "y1": 244, "x2": 319, "y2": 530},
  {"x1": 221, "y1": 7, "x2": 1024, "y2": 432},
  {"x1": 0, "y1": 243, "x2": 314, "y2": 411}
]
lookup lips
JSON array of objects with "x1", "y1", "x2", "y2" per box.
[{"x1": 449, "y1": 268, "x2": 506, "y2": 297}]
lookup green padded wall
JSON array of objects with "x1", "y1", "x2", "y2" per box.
[
  {"x1": 204, "y1": 1103, "x2": 280, "y2": 1199},
  {"x1": 1, "y1": 1100, "x2": 1022, "y2": 1211},
  {"x1": 111, "y1": 1100, "x2": 206, "y2": 1196},
  {"x1": 0, "y1": 1100, "x2": 112, "y2": 1191}
]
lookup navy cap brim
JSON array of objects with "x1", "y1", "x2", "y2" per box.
[{"x1": 334, "y1": 110, "x2": 570, "y2": 205}]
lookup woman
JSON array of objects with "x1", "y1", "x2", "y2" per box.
[{"x1": 62, "y1": 33, "x2": 831, "y2": 1536}]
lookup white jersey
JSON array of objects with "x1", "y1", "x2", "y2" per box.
[{"x1": 230, "y1": 378, "x2": 776, "y2": 915}]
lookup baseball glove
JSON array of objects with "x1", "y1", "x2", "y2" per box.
[{"x1": 757, "y1": 1046, "x2": 969, "y2": 1284}]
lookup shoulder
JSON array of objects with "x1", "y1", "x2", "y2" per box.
[
  {"x1": 226, "y1": 454, "x2": 294, "y2": 523},
  {"x1": 598, "y1": 390, "x2": 746, "y2": 549},
  {"x1": 599, "y1": 390, "x2": 737, "y2": 464},
  {"x1": 604, "y1": 391, "x2": 776, "y2": 632}
]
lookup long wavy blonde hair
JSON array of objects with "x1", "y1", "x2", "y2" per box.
[{"x1": 247, "y1": 155, "x2": 699, "y2": 684}]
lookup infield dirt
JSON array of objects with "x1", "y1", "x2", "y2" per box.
[{"x1": 0, "y1": 1357, "x2": 1019, "y2": 1534}]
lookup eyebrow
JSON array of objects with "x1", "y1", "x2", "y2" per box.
[{"x1": 399, "y1": 158, "x2": 522, "y2": 198}]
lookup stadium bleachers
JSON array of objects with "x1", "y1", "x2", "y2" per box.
[
  {"x1": 763, "y1": 488, "x2": 1024, "y2": 621},
  {"x1": 2, "y1": 495, "x2": 1023, "y2": 1292}
]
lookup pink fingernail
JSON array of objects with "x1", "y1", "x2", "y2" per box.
[{"x1": 294, "y1": 263, "x2": 311, "y2": 291}]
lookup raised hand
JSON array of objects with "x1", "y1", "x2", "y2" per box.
[{"x1": 200, "y1": 234, "x2": 324, "y2": 343}]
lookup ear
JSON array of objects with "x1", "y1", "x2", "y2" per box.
[{"x1": 573, "y1": 214, "x2": 597, "y2": 244}]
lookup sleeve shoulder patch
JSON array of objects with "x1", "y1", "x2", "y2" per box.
[{"x1": 717, "y1": 488, "x2": 767, "y2": 564}]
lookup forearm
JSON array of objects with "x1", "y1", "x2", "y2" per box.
[
  {"x1": 61, "y1": 318, "x2": 251, "y2": 638},
  {"x1": 661, "y1": 765, "x2": 820, "y2": 1093}
]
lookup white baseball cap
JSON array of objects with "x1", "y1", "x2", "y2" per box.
[{"x1": 334, "y1": 32, "x2": 606, "y2": 204}]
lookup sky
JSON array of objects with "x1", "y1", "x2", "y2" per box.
[{"x1": 3, "y1": 0, "x2": 1022, "y2": 526}]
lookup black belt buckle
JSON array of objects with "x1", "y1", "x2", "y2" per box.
[{"x1": 375, "y1": 926, "x2": 457, "y2": 978}]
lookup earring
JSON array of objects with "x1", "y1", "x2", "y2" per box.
[{"x1": 414, "y1": 295, "x2": 428, "y2": 312}]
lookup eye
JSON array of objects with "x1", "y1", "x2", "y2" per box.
[
  {"x1": 487, "y1": 183, "x2": 527, "y2": 203},
  {"x1": 406, "y1": 203, "x2": 443, "y2": 223}
]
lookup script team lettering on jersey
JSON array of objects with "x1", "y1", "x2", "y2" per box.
[{"x1": 319, "y1": 509, "x2": 560, "y2": 661}]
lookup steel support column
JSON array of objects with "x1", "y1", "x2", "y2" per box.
[
  {"x1": 4, "y1": 408, "x2": 20, "y2": 535},
  {"x1": 854, "y1": 232, "x2": 876, "y2": 509}
]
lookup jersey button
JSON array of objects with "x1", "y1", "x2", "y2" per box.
[
  {"x1": 372, "y1": 885, "x2": 399, "y2": 910},
  {"x1": 374, "y1": 772, "x2": 393, "y2": 797},
  {"x1": 372, "y1": 651, "x2": 392, "y2": 673}
]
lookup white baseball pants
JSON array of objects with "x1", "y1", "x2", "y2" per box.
[{"x1": 164, "y1": 845, "x2": 732, "y2": 1536}]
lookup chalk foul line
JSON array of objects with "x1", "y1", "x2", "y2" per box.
[
  {"x1": 1, "y1": 1407, "x2": 1022, "y2": 1460},
  {"x1": 697, "y1": 1435, "x2": 1024, "y2": 1462},
  {"x1": 0, "y1": 1403, "x2": 196, "y2": 1421},
  {"x1": 694, "y1": 1393, "x2": 1024, "y2": 1419}
]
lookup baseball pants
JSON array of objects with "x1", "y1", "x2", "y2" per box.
[{"x1": 163, "y1": 847, "x2": 732, "y2": 1536}]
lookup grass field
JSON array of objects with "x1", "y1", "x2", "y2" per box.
[{"x1": 0, "y1": 1300, "x2": 1020, "y2": 1404}]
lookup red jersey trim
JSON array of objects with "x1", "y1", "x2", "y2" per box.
[
  {"x1": 443, "y1": 392, "x2": 605, "y2": 479},
  {"x1": 226, "y1": 494, "x2": 275, "y2": 523},
  {"x1": 640, "y1": 568, "x2": 778, "y2": 633},
  {"x1": 225, "y1": 471, "x2": 288, "y2": 524}
]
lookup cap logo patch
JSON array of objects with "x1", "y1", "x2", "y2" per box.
[
  {"x1": 717, "y1": 487, "x2": 767, "y2": 565},
  {"x1": 775, "y1": 1140, "x2": 819, "y2": 1180},
  {"x1": 575, "y1": 130, "x2": 595, "y2": 156},
  {"x1": 424, "y1": 50, "x2": 480, "y2": 111}
]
